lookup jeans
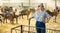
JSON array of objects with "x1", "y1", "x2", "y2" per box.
[{"x1": 36, "y1": 21, "x2": 46, "y2": 33}]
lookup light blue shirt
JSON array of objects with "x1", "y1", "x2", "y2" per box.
[{"x1": 32, "y1": 10, "x2": 51, "y2": 22}]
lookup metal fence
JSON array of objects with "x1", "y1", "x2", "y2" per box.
[{"x1": 11, "y1": 25, "x2": 60, "y2": 33}]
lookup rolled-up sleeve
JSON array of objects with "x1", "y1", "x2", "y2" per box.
[{"x1": 32, "y1": 11, "x2": 38, "y2": 18}]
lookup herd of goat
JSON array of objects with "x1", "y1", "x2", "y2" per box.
[{"x1": 0, "y1": 6, "x2": 60, "y2": 24}]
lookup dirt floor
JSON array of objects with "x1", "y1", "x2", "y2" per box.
[{"x1": 0, "y1": 13, "x2": 60, "y2": 33}]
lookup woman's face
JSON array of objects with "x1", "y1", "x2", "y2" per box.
[{"x1": 38, "y1": 6, "x2": 44, "y2": 11}]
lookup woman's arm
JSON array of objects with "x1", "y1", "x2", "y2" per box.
[
  {"x1": 45, "y1": 11, "x2": 51, "y2": 23},
  {"x1": 28, "y1": 17, "x2": 34, "y2": 20}
]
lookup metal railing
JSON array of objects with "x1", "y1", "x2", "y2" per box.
[{"x1": 11, "y1": 25, "x2": 60, "y2": 33}]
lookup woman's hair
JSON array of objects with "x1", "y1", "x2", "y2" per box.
[{"x1": 38, "y1": 3, "x2": 44, "y2": 7}]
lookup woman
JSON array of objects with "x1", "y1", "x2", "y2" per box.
[{"x1": 29, "y1": 3, "x2": 51, "y2": 33}]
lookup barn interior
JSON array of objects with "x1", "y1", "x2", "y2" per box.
[{"x1": 0, "y1": 0, "x2": 60, "y2": 33}]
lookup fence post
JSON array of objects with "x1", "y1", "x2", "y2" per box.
[
  {"x1": 21, "y1": 25, "x2": 23, "y2": 33},
  {"x1": 11, "y1": 29, "x2": 12, "y2": 33},
  {"x1": 28, "y1": 19, "x2": 31, "y2": 33}
]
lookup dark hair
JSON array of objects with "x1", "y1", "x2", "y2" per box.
[{"x1": 38, "y1": 3, "x2": 44, "y2": 7}]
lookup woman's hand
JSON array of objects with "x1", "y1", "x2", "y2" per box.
[
  {"x1": 27, "y1": 17, "x2": 34, "y2": 20},
  {"x1": 44, "y1": 18, "x2": 50, "y2": 23}
]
